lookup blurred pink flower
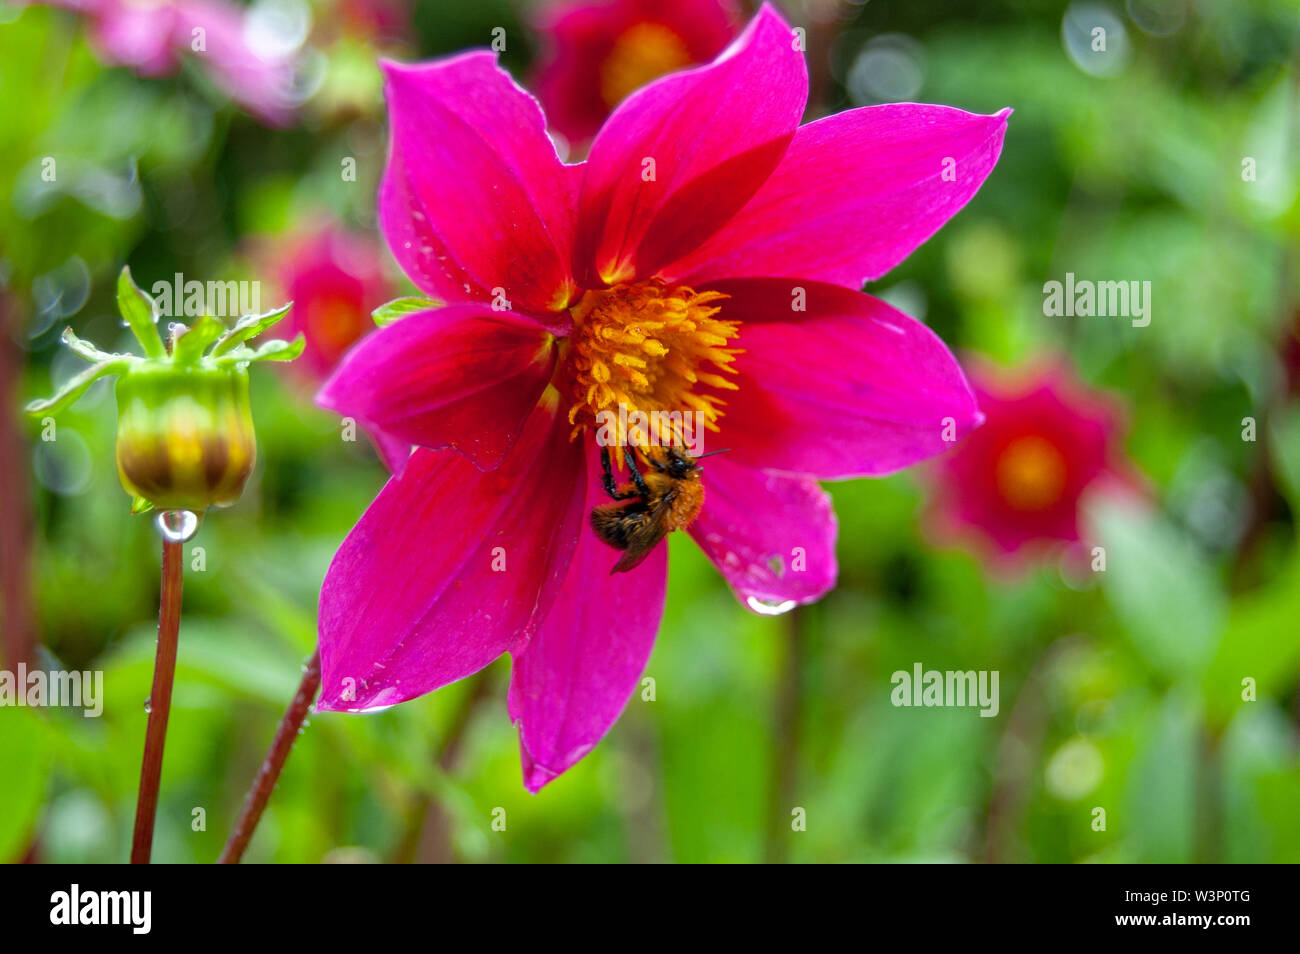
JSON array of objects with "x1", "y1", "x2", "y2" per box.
[
  {"x1": 263, "y1": 223, "x2": 407, "y2": 470},
  {"x1": 925, "y1": 358, "x2": 1136, "y2": 569},
  {"x1": 38, "y1": 0, "x2": 302, "y2": 125},
  {"x1": 273, "y1": 225, "x2": 393, "y2": 384},
  {"x1": 316, "y1": 5, "x2": 1009, "y2": 790},
  {"x1": 530, "y1": 0, "x2": 739, "y2": 148}
]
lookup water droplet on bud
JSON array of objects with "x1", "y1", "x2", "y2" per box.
[{"x1": 156, "y1": 509, "x2": 201, "y2": 543}]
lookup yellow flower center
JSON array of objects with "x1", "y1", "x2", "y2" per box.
[
  {"x1": 599, "y1": 23, "x2": 693, "y2": 109},
  {"x1": 995, "y1": 435, "x2": 1068, "y2": 511},
  {"x1": 565, "y1": 281, "x2": 739, "y2": 448}
]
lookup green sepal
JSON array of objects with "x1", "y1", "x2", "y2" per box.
[
  {"x1": 211, "y1": 303, "x2": 293, "y2": 356},
  {"x1": 116, "y1": 267, "x2": 166, "y2": 359},
  {"x1": 61, "y1": 327, "x2": 123, "y2": 364},
  {"x1": 172, "y1": 315, "x2": 225, "y2": 365},
  {"x1": 372, "y1": 297, "x2": 440, "y2": 328},
  {"x1": 213, "y1": 333, "x2": 305, "y2": 366},
  {"x1": 25, "y1": 359, "x2": 129, "y2": 416},
  {"x1": 130, "y1": 495, "x2": 155, "y2": 515}
]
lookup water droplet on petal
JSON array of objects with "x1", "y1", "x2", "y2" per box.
[{"x1": 745, "y1": 596, "x2": 798, "y2": 616}]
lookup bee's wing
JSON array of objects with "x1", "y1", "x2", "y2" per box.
[{"x1": 609, "y1": 491, "x2": 677, "y2": 574}]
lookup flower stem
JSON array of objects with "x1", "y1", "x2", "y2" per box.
[
  {"x1": 130, "y1": 536, "x2": 184, "y2": 864},
  {"x1": 218, "y1": 649, "x2": 321, "y2": 864},
  {"x1": 0, "y1": 290, "x2": 36, "y2": 672}
]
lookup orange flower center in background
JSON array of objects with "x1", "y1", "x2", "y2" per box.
[
  {"x1": 565, "y1": 281, "x2": 739, "y2": 448},
  {"x1": 995, "y1": 435, "x2": 1069, "y2": 511},
  {"x1": 309, "y1": 295, "x2": 365, "y2": 362},
  {"x1": 599, "y1": 23, "x2": 693, "y2": 109}
]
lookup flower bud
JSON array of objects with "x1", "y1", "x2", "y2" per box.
[
  {"x1": 26, "y1": 266, "x2": 301, "y2": 515},
  {"x1": 114, "y1": 364, "x2": 257, "y2": 512}
]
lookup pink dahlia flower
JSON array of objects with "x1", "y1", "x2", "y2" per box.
[
  {"x1": 530, "y1": 0, "x2": 739, "y2": 148},
  {"x1": 317, "y1": 5, "x2": 1009, "y2": 790},
  {"x1": 36, "y1": 0, "x2": 302, "y2": 125},
  {"x1": 924, "y1": 358, "x2": 1135, "y2": 568}
]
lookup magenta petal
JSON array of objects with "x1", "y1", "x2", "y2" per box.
[
  {"x1": 317, "y1": 305, "x2": 556, "y2": 471},
  {"x1": 367, "y1": 426, "x2": 412, "y2": 475},
  {"x1": 379, "y1": 54, "x2": 580, "y2": 316},
  {"x1": 574, "y1": 4, "x2": 807, "y2": 285},
  {"x1": 668, "y1": 104, "x2": 1010, "y2": 288},
  {"x1": 709, "y1": 279, "x2": 981, "y2": 479},
  {"x1": 507, "y1": 446, "x2": 668, "y2": 792},
  {"x1": 690, "y1": 456, "x2": 836, "y2": 609},
  {"x1": 316, "y1": 400, "x2": 586, "y2": 712}
]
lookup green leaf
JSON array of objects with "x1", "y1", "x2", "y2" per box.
[
  {"x1": 1269, "y1": 406, "x2": 1300, "y2": 512},
  {"x1": 60, "y1": 327, "x2": 119, "y2": 364},
  {"x1": 372, "y1": 297, "x2": 439, "y2": 327},
  {"x1": 171, "y1": 315, "x2": 225, "y2": 365},
  {"x1": 0, "y1": 708, "x2": 52, "y2": 862},
  {"x1": 1089, "y1": 496, "x2": 1225, "y2": 681},
  {"x1": 214, "y1": 334, "x2": 304, "y2": 365},
  {"x1": 1126, "y1": 689, "x2": 1199, "y2": 863},
  {"x1": 1203, "y1": 551, "x2": 1300, "y2": 727},
  {"x1": 130, "y1": 495, "x2": 154, "y2": 515},
  {"x1": 116, "y1": 266, "x2": 165, "y2": 359},
  {"x1": 210, "y1": 303, "x2": 293, "y2": 356},
  {"x1": 25, "y1": 358, "x2": 128, "y2": 415}
]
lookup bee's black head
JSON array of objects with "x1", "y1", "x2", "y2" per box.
[
  {"x1": 661, "y1": 445, "x2": 699, "y2": 478},
  {"x1": 659, "y1": 445, "x2": 729, "y2": 477}
]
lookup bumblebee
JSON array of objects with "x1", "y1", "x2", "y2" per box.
[{"x1": 591, "y1": 445, "x2": 725, "y2": 573}]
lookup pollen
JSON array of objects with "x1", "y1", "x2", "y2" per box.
[
  {"x1": 565, "y1": 280, "x2": 739, "y2": 448},
  {"x1": 599, "y1": 23, "x2": 693, "y2": 109}
]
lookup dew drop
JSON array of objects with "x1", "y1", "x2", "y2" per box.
[
  {"x1": 745, "y1": 596, "x2": 797, "y2": 616},
  {"x1": 156, "y1": 509, "x2": 201, "y2": 543},
  {"x1": 143, "y1": 698, "x2": 152, "y2": 713}
]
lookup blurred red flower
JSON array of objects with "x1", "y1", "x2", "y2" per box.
[
  {"x1": 272, "y1": 225, "x2": 393, "y2": 385},
  {"x1": 530, "y1": 0, "x2": 739, "y2": 148},
  {"x1": 925, "y1": 358, "x2": 1138, "y2": 570},
  {"x1": 268, "y1": 224, "x2": 410, "y2": 470}
]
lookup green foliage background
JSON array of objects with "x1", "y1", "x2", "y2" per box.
[{"x1": 2, "y1": 0, "x2": 1299, "y2": 863}]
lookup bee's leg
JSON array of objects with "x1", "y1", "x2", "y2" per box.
[
  {"x1": 600, "y1": 446, "x2": 638, "y2": 500},
  {"x1": 623, "y1": 446, "x2": 652, "y2": 499}
]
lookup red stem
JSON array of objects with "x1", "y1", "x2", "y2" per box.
[
  {"x1": 130, "y1": 537, "x2": 184, "y2": 864},
  {"x1": 218, "y1": 649, "x2": 321, "y2": 864},
  {"x1": 0, "y1": 291, "x2": 36, "y2": 672}
]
